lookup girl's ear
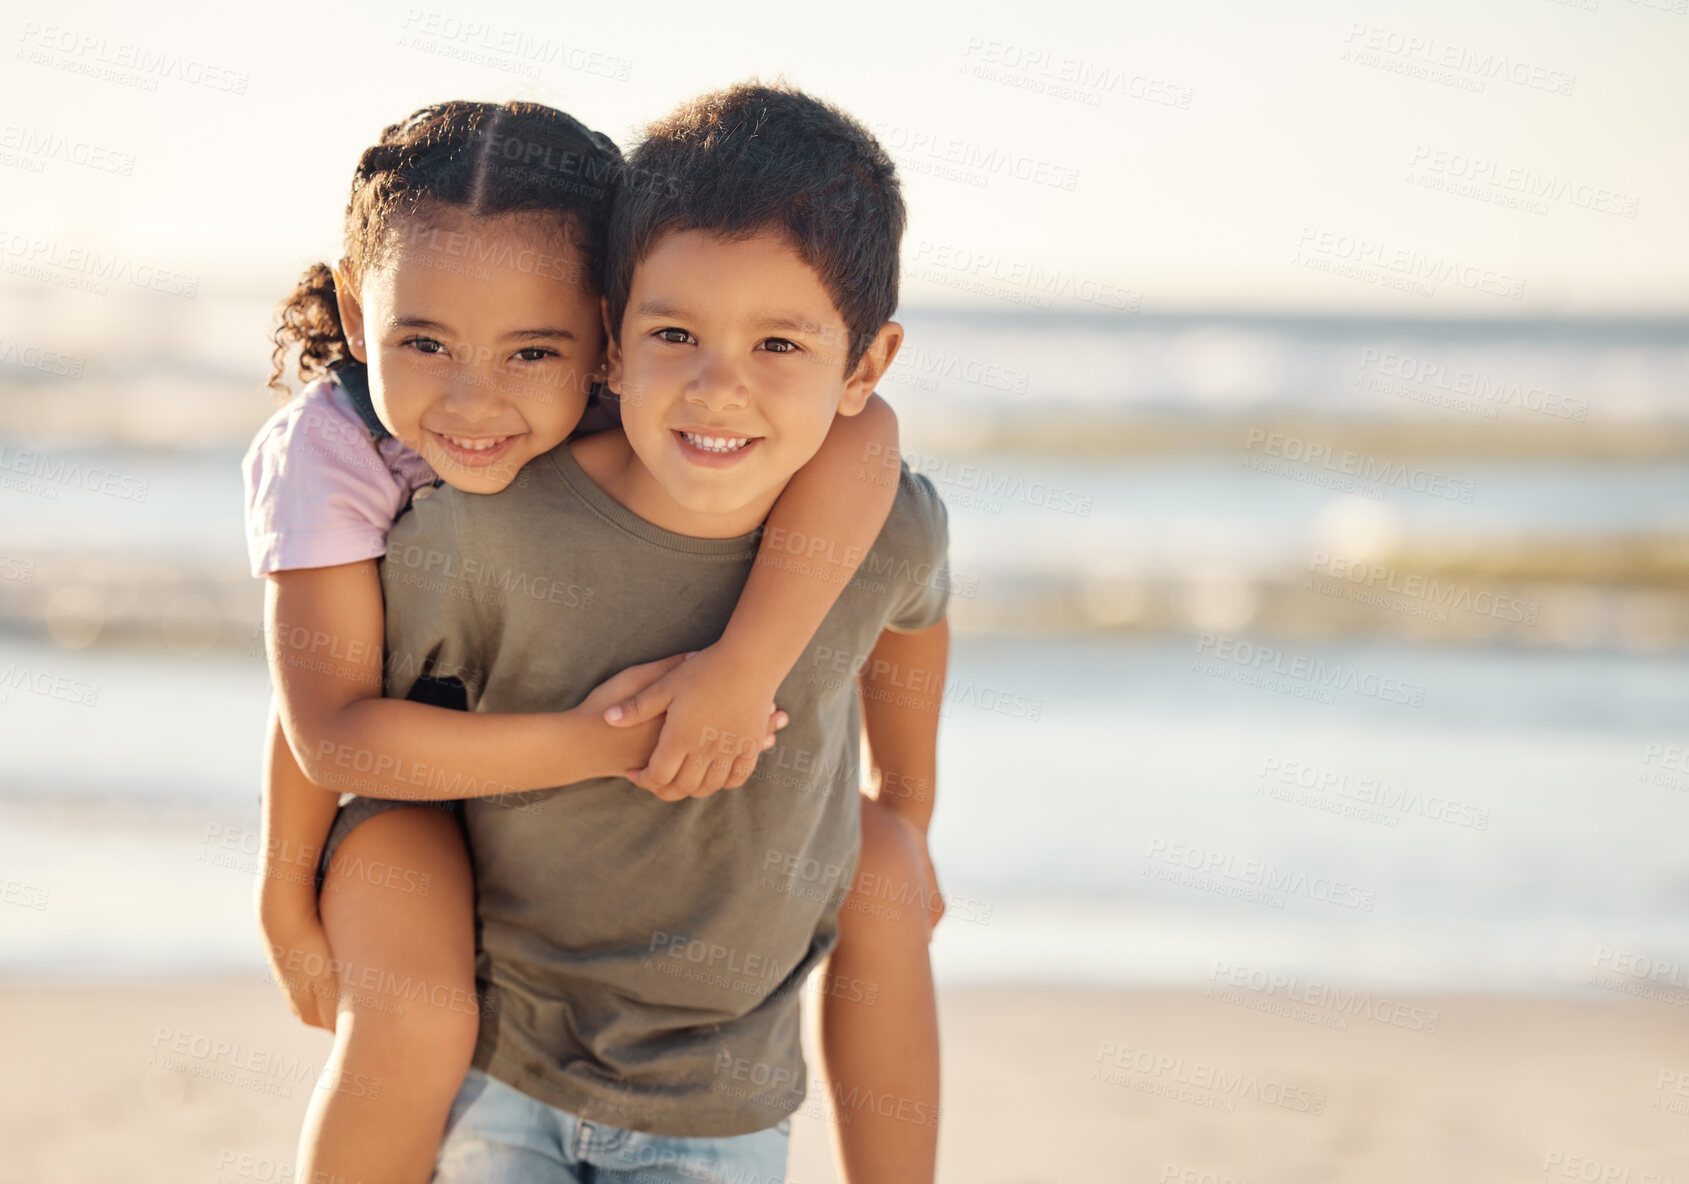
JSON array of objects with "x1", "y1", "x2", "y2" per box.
[
  {"x1": 600, "y1": 296, "x2": 623, "y2": 394},
  {"x1": 332, "y1": 260, "x2": 368, "y2": 364},
  {"x1": 839, "y1": 322, "x2": 904, "y2": 417}
]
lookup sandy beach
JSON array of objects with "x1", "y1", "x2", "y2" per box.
[{"x1": 2, "y1": 981, "x2": 1685, "y2": 1183}]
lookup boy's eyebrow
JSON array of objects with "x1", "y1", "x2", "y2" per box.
[
  {"x1": 634, "y1": 299, "x2": 823, "y2": 335},
  {"x1": 753, "y1": 314, "x2": 822, "y2": 335},
  {"x1": 635, "y1": 298, "x2": 691, "y2": 321}
]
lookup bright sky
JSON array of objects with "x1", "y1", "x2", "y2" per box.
[{"x1": 3, "y1": 0, "x2": 1685, "y2": 316}]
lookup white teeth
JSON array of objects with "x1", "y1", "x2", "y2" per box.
[
  {"x1": 442, "y1": 434, "x2": 508, "y2": 452},
  {"x1": 681, "y1": 431, "x2": 751, "y2": 454}
]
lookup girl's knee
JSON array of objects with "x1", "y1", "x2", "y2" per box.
[
  {"x1": 842, "y1": 798, "x2": 929, "y2": 935},
  {"x1": 855, "y1": 796, "x2": 919, "y2": 884}
]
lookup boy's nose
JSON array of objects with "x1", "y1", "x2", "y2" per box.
[{"x1": 684, "y1": 353, "x2": 749, "y2": 411}]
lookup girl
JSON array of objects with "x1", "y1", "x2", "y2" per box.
[{"x1": 246, "y1": 99, "x2": 940, "y2": 1183}]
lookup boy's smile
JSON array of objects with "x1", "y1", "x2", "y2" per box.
[{"x1": 599, "y1": 228, "x2": 895, "y2": 537}]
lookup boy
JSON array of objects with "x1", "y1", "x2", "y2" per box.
[{"x1": 377, "y1": 83, "x2": 949, "y2": 1181}]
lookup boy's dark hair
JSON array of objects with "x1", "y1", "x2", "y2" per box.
[
  {"x1": 270, "y1": 100, "x2": 622, "y2": 392},
  {"x1": 605, "y1": 82, "x2": 905, "y2": 373}
]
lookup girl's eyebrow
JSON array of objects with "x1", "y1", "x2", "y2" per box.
[
  {"x1": 387, "y1": 316, "x2": 573, "y2": 342},
  {"x1": 390, "y1": 315, "x2": 452, "y2": 332}
]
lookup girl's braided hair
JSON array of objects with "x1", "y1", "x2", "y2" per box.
[{"x1": 268, "y1": 100, "x2": 622, "y2": 393}]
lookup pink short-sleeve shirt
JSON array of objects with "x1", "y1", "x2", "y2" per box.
[{"x1": 242, "y1": 375, "x2": 437, "y2": 577}]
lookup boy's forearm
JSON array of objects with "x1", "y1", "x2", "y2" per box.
[
  {"x1": 717, "y1": 394, "x2": 899, "y2": 685},
  {"x1": 858, "y1": 617, "x2": 948, "y2": 835}
]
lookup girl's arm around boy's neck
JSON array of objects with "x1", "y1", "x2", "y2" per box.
[{"x1": 607, "y1": 394, "x2": 903, "y2": 798}]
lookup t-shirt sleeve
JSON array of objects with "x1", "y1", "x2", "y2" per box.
[
  {"x1": 885, "y1": 466, "x2": 952, "y2": 633},
  {"x1": 242, "y1": 388, "x2": 410, "y2": 577}
]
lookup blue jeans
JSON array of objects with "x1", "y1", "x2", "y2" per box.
[{"x1": 430, "y1": 1068, "x2": 791, "y2": 1183}]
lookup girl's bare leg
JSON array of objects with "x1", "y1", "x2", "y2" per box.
[
  {"x1": 297, "y1": 806, "x2": 479, "y2": 1184},
  {"x1": 818, "y1": 795, "x2": 941, "y2": 1184}
]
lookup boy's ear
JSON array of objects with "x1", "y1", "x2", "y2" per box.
[
  {"x1": 600, "y1": 296, "x2": 624, "y2": 394},
  {"x1": 331, "y1": 259, "x2": 368, "y2": 364},
  {"x1": 839, "y1": 322, "x2": 903, "y2": 417}
]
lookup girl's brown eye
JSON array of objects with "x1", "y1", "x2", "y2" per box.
[{"x1": 656, "y1": 328, "x2": 694, "y2": 345}]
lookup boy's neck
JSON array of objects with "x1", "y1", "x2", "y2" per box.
[{"x1": 568, "y1": 429, "x2": 784, "y2": 540}]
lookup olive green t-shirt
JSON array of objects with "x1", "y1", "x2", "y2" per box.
[{"x1": 379, "y1": 438, "x2": 949, "y2": 1137}]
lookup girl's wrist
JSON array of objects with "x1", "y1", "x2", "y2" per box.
[{"x1": 704, "y1": 627, "x2": 787, "y2": 702}]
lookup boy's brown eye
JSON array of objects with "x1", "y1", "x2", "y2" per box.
[{"x1": 761, "y1": 338, "x2": 798, "y2": 354}]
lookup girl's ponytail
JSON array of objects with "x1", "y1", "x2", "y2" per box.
[{"x1": 268, "y1": 261, "x2": 350, "y2": 393}]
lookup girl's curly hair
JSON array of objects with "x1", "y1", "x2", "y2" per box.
[{"x1": 268, "y1": 100, "x2": 622, "y2": 393}]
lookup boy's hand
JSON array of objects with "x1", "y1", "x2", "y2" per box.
[
  {"x1": 603, "y1": 645, "x2": 789, "y2": 801},
  {"x1": 257, "y1": 891, "x2": 339, "y2": 1031}
]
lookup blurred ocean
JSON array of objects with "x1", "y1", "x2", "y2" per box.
[{"x1": 2, "y1": 303, "x2": 1686, "y2": 994}]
